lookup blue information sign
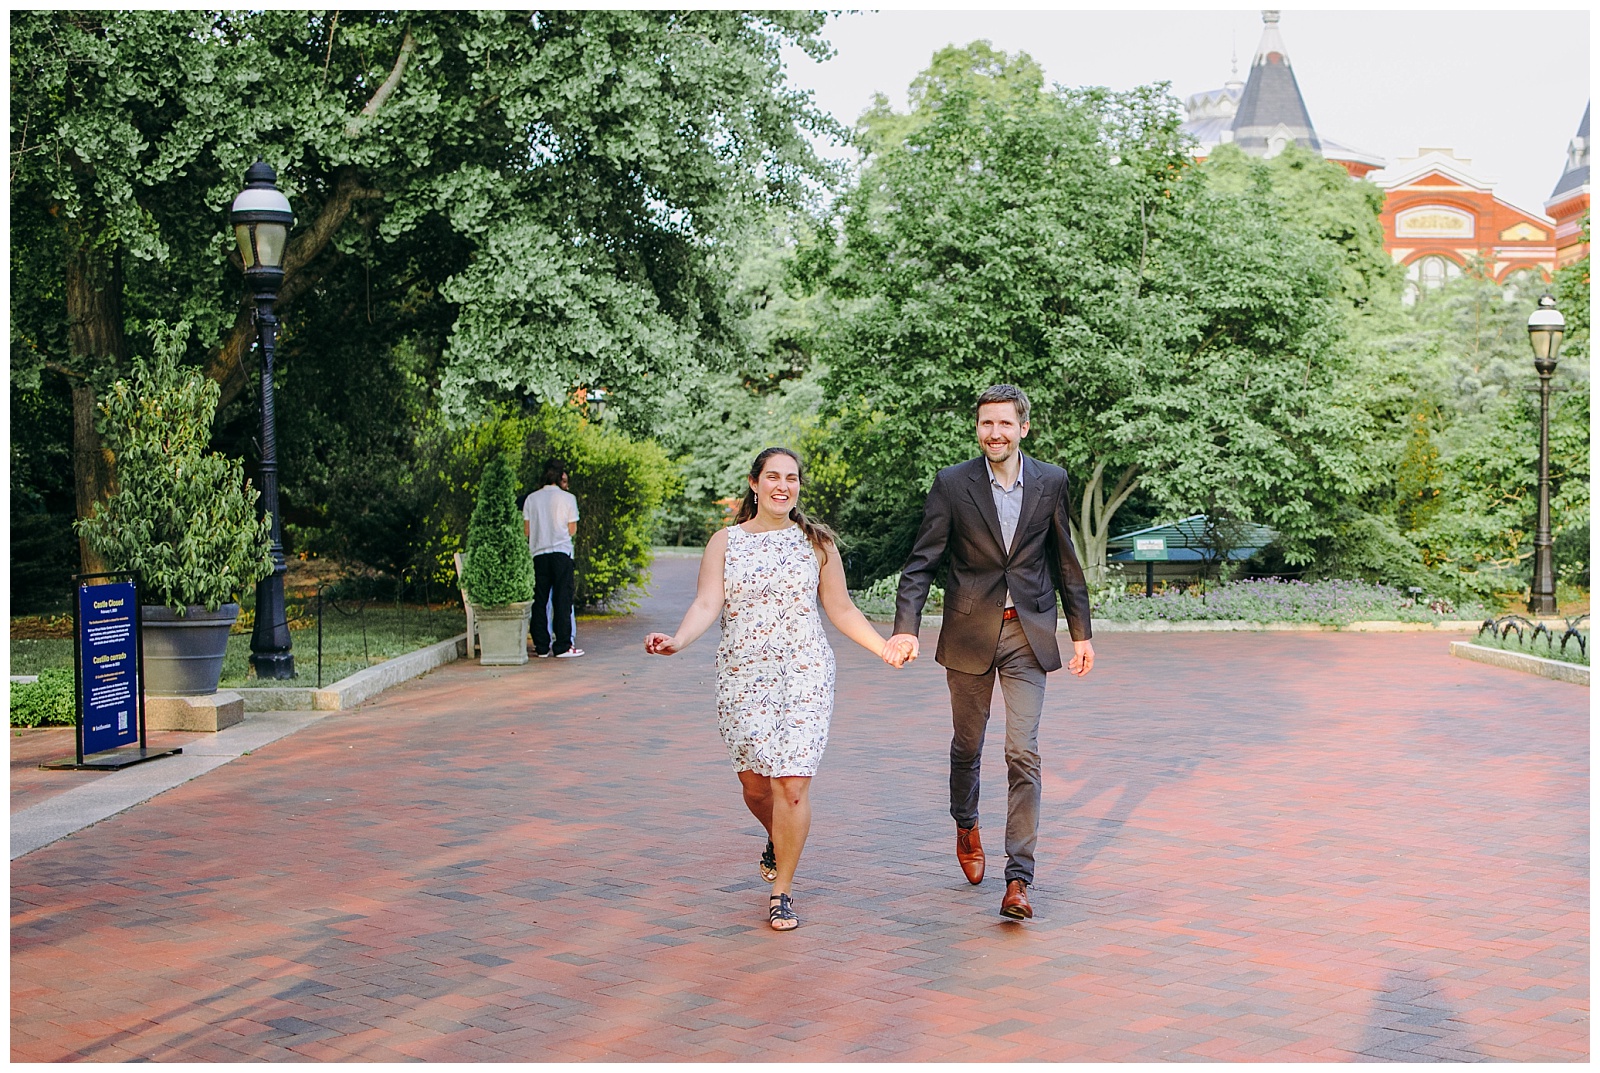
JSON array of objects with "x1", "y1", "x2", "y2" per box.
[{"x1": 78, "y1": 581, "x2": 140, "y2": 755}]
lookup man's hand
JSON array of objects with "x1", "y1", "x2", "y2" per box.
[
  {"x1": 885, "y1": 633, "x2": 919, "y2": 668},
  {"x1": 1068, "y1": 638, "x2": 1094, "y2": 677}
]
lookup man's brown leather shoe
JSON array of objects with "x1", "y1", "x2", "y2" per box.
[
  {"x1": 956, "y1": 825, "x2": 985, "y2": 884},
  {"x1": 1000, "y1": 879, "x2": 1032, "y2": 919}
]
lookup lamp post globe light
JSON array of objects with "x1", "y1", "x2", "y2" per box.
[
  {"x1": 1525, "y1": 292, "x2": 1565, "y2": 617},
  {"x1": 231, "y1": 161, "x2": 296, "y2": 678},
  {"x1": 585, "y1": 387, "x2": 608, "y2": 420}
]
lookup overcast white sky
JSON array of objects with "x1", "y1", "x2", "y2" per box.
[{"x1": 781, "y1": 8, "x2": 1591, "y2": 216}]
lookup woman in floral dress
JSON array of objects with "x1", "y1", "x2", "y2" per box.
[{"x1": 645, "y1": 447, "x2": 910, "y2": 930}]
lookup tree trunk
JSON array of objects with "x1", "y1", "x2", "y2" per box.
[
  {"x1": 1068, "y1": 458, "x2": 1140, "y2": 589},
  {"x1": 65, "y1": 240, "x2": 125, "y2": 575}
]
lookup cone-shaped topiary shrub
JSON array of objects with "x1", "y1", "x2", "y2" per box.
[
  {"x1": 76, "y1": 321, "x2": 274, "y2": 613},
  {"x1": 461, "y1": 454, "x2": 534, "y2": 606}
]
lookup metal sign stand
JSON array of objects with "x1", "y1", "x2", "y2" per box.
[
  {"x1": 41, "y1": 572, "x2": 183, "y2": 771},
  {"x1": 1133, "y1": 536, "x2": 1169, "y2": 597}
]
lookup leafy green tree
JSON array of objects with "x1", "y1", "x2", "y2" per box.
[
  {"x1": 1553, "y1": 215, "x2": 1589, "y2": 355},
  {"x1": 11, "y1": 10, "x2": 840, "y2": 571},
  {"x1": 75, "y1": 323, "x2": 273, "y2": 613},
  {"x1": 1203, "y1": 143, "x2": 1402, "y2": 316},
  {"x1": 1394, "y1": 411, "x2": 1444, "y2": 533},
  {"x1": 653, "y1": 221, "x2": 828, "y2": 545},
  {"x1": 1382, "y1": 273, "x2": 1589, "y2": 597},
  {"x1": 9, "y1": 372, "x2": 77, "y2": 612},
  {"x1": 800, "y1": 43, "x2": 1373, "y2": 584}
]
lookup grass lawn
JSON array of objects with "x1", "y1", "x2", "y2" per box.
[{"x1": 11, "y1": 604, "x2": 467, "y2": 689}]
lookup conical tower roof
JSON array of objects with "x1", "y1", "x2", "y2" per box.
[
  {"x1": 1230, "y1": 11, "x2": 1320, "y2": 157},
  {"x1": 1549, "y1": 102, "x2": 1590, "y2": 200}
]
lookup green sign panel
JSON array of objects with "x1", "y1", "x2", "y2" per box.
[{"x1": 1132, "y1": 536, "x2": 1168, "y2": 561}]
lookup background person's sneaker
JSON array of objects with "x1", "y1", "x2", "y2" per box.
[{"x1": 554, "y1": 648, "x2": 585, "y2": 658}]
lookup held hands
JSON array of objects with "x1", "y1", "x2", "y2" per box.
[
  {"x1": 882, "y1": 633, "x2": 919, "y2": 669},
  {"x1": 643, "y1": 632, "x2": 681, "y2": 656}
]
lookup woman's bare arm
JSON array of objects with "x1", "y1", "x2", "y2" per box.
[
  {"x1": 816, "y1": 541, "x2": 903, "y2": 664},
  {"x1": 644, "y1": 529, "x2": 728, "y2": 655}
]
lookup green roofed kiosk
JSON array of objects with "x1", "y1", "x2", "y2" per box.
[{"x1": 1108, "y1": 514, "x2": 1278, "y2": 596}]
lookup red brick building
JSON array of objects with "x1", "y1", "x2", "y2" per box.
[
  {"x1": 1370, "y1": 149, "x2": 1557, "y2": 301},
  {"x1": 1181, "y1": 12, "x2": 1586, "y2": 299}
]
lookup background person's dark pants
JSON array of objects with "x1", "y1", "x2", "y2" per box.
[
  {"x1": 946, "y1": 616, "x2": 1048, "y2": 885},
  {"x1": 531, "y1": 552, "x2": 576, "y2": 655}
]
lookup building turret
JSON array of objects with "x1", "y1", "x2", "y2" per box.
[
  {"x1": 1230, "y1": 11, "x2": 1320, "y2": 158},
  {"x1": 1545, "y1": 103, "x2": 1590, "y2": 268}
]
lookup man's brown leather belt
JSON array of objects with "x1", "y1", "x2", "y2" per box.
[{"x1": 1002, "y1": 606, "x2": 1019, "y2": 621}]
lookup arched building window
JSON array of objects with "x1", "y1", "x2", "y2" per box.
[
  {"x1": 1402, "y1": 255, "x2": 1461, "y2": 304},
  {"x1": 1501, "y1": 266, "x2": 1550, "y2": 302}
]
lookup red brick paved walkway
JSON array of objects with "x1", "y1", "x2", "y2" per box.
[
  {"x1": 11, "y1": 727, "x2": 206, "y2": 812},
  {"x1": 11, "y1": 555, "x2": 1588, "y2": 1060}
]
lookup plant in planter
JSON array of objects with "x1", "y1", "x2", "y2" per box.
[
  {"x1": 76, "y1": 322, "x2": 274, "y2": 696},
  {"x1": 461, "y1": 454, "x2": 535, "y2": 665}
]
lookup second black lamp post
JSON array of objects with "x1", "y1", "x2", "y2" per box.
[{"x1": 231, "y1": 161, "x2": 296, "y2": 678}]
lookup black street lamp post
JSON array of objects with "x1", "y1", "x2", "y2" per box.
[
  {"x1": 232, "y1": 161, "x2": 296, "y2": 678},
  {"x1": 1525, "y1": 293, "x2": 1565, "y2": 617}
]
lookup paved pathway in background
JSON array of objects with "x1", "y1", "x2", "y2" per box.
[{"x1": 11, "y1": 555, "x2": 1588, "y2": 1061}]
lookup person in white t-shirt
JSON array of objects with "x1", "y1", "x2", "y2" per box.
[{"x1": 522, "y1": 459, "x2": 583, "y2": 658}]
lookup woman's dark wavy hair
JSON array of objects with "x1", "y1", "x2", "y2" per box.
[{"x1": 734, "y1": 447, "x2": 839, "y2": 565}]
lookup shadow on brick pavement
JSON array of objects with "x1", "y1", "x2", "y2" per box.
[{"x1": 10, "y1": 554, "x2": 1588, "y2": 1061}]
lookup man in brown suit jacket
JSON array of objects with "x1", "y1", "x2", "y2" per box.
[{"x1": 888, "y1": 384, "x2": 1094, "y2": 920}]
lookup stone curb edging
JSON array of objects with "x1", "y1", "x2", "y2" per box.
[
  {"x1": 8, "y1": 637, "x2": 464, "y2": 717},
  {"x1": 1449, "y1": 641, "x2": 1590, "y2": 686},
  {"x1": 864, "y1": 613, "x2": 1482, "y2": 633},
  {"x1": 232, "y1": 633, "x2": 467, "y2": 712}
]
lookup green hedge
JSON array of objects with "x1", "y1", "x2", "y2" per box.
[
  {"x1": 10, "y1": 669, "x2": 75, "y2": 727},
  {"x1": 421, "y1": 407, "x2": 679, "y2": 610}
]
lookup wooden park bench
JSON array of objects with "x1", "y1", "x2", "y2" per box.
[{"x1": 453, "y1": 551, "x2": 479, "y2": 659}]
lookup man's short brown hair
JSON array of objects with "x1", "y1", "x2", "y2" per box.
[{"x1": 975, "y1": 384, "x2": 1031, "y2": 425}]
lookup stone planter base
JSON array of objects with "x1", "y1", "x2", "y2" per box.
[
  {"x1": 474, "y1": 601, "x2": 533, "y2": 665},
  {"x1": 145, "y1": 691, "x2": 245, "y2": 732}
]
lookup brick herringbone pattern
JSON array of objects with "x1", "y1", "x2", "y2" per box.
[{"x1": 11, "y1": 557, "x2": 1588, "y2": 1060}]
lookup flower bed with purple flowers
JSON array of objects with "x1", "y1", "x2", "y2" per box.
[{"x1": 1095, "y1": 578, "x2": 1488, "y2": 626}]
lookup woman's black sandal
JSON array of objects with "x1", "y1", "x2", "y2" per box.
[
  {"x1": 759, "y1": 839, "x2": 778, "y2": 883},
  {"x1": 768, "y1": 892, "x2": 798, "y2": 931}
]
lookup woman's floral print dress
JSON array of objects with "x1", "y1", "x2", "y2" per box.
[{"x1": 716, "y1": 524, "x2": 836, "y2": 777}]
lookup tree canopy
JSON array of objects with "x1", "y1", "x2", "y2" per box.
[
  {"x1": 11, "y1": 9, "x2": 841, "y2": 570},
  {"x1": 798, "y1": 43, "x2": 1375, "y2": 584}
]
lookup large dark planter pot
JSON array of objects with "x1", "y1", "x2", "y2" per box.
[{"x1": 140, "y1": 603, "x2": 239, "y2": 696}]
